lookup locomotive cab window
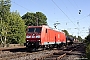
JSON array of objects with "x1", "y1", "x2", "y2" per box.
[
  {"x1": 28, "y1": 28, "x2": 34, "y2": 32},
  {"x1": 36, "y1": 27, "x2": 42, "y2": 33},
  {"x1": 46, "y1": 29, "x2": 47, "y2": 33},
  {"x1": 28, "y1": 27, "x2": 42, "y2": 33}
]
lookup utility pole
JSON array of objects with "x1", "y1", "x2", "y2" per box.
[
  {"x1": 36, "y1": 18, "x2": 38, "y2": 26},
  {"x1": 77, "y1": 21, "x2": 79, "y2": 37}
]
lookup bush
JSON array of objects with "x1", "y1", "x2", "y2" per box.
[{"x1": 86, "y1": 42, "x2": 90, "y2": 60}]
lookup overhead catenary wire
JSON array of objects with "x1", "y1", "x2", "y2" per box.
[
  {"x1": 51, "y1": 0, "x2": 78, "y2": 28},
  {"x1": 68, "y1": 0, "x2": 78, "y2": 10},
  {"x1": 11, "y1": 1, "x2": 61, "y2": 27},
  {"x1": 51, "y1": 0, "x2": 89, "y2": 38},
  {"x1": 67, "y1": 0, "x2": 90, "y2": 29},
  {"x1": 61, "y1": 0, "x2": 88, "y2": 24},
  {"x1": 68, "y1": 0, "x2": 81, "y2": 15},
  {"x1": 11, "y1": 1, "x2": 40, "y2": 26},
  {"x1": 73, "y1": 0, "x2": 79, "y2": 10},
  {"x1": 11, "y1": 1, "x2": 88, "y2": 29},
  {"x1": 61, "y1": 0, "x2": 76, "y2": 20},
  {"x1": 11, "y1": 1, "x2": 31, "y2": 12}
]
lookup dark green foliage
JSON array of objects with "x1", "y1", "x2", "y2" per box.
[
  {"x1": 86, "y1": 42, "x2": 90, "y2": 60},
  {"x1": 35, "y1": 12, "x2": 47, "y2": 25},
  {"x1": 22, "y1": 12, "x2": 36, "y2": 26},
  {"x1": 77, "y1": 36, "x2": 82, "y2": 42},
  {"x1": 85, "y1": 34, "x2": 90, "y2": 60},
  {"x1": 85, "y1": 34, "x2": 90, "y2": 42},
  {"x1": 62, "y1": 30, "x2": 69, "y2": 36},
  {"x1": 73, "y1": 36, "x2": 76, "y2": 39},
  {"x1": 22, "y1": 12, "x2": 47, "y2": 26}
]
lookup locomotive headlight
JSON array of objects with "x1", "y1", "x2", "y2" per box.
[
  {"x1": 38, "y1": 35, "x2": 40, "y2": 38},
  {"x1": 26, "y1": 36, "x2": 31, "y2": 38},
  {"x1": 38, "y1": 40, "x2": 40, "y2": 41},
  {"x1": 36, "y1": 35, "x2": 40, "y2": 38},
  {"x1": 27, "y1": 40, "x2": 29, "y2": 41}
]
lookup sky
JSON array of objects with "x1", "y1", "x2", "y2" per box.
[{"x1": 10, "y1": 0, "x2": 90, "y2": 39}]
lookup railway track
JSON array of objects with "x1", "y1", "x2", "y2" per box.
[
  {"x1": 34, "y1": 47, "x2": 73, "y2": 60},
  {"x1": 34, "y1": 51, "x2": 67, "y2": 60},
  {"x1": 34, "y1": 43, "x2": 86, "y2": 60},
  {"x1": 0, "y1": 48, "x2": 60, "y2": 60},
  {"x1": 0, "y1": 43, "x2": 86, "y2": 60}
]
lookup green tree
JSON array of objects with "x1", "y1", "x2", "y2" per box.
[
  {"x1": 22, "y1": 12, "x2": 47, "y2": 26},
  {"x1": 0, "y1": 0, "x2": 11, "y2": 47},
  {"x1": 22, "y1": 12, "x2": 36, "y2": 26},
  {"x1": 8, "y1": 11, "x2": 26, "y2": 44},
  {"x1": 73, "y1": 36, "x2": 76, "y2": 39},
  {"x1": 0, "y1": 0, "x2": 26, "y2": 46},
  {"x1": 85, "y1": 34, "x2": 90, "y2": 60},
  {"x1": 77, "y1": 36, "x2": 82, "y2": 42},
  {"x1": 85, "y1": 34, "x2": 90, "y2": 42},
  {"x1": 35, "y1": 12, "x2": 47, "y2": 25},
  {"x1": 0, "y1": 0, "x2": 11, "y2": 22},
  {"x1": 62, "y1": 30, "x2": 69, "y2": 36}
]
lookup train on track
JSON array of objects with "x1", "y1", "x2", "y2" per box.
[{"x1": 25, "y1": 25, "x2": 74, "y2": 50}]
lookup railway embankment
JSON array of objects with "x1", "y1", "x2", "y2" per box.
[
  {"x1": 61, "y1": 43, "x2": 87, "y2": 60},
  {"x1": 0, "y1": 43, "x2": 87, "y2": 60}
]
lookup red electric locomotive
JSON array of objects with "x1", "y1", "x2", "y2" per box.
[{"x1": 25, "y1": 25, "x2": 66, "y2": 50}]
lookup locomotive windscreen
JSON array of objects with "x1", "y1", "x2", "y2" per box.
[{"x1": 28, "y1": 27, "x2": 42, "y2": 33}]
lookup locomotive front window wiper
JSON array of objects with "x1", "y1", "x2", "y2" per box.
[{"x1": 34, "y1": 28, "x2": 36, "y2": 32}]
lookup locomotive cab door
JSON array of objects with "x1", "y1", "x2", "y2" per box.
[{"x1": 46, "y1": 29, "x2": 49, "y2": 44}]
